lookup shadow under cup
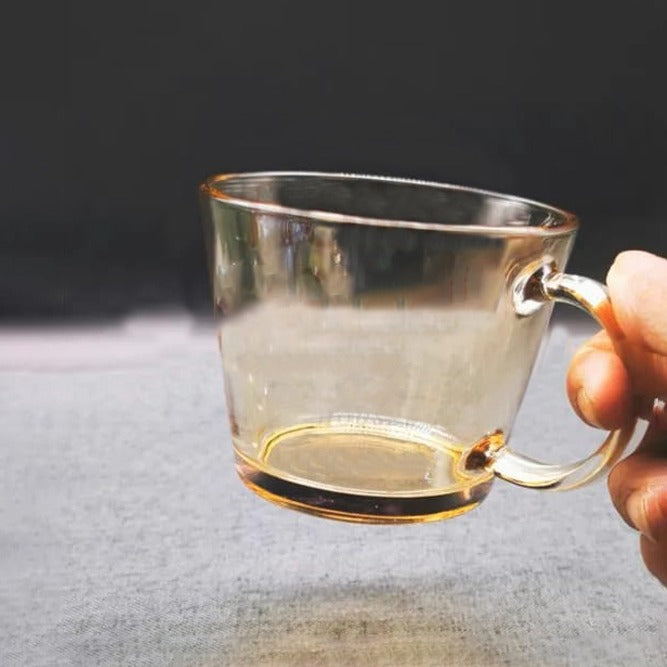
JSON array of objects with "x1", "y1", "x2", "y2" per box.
[{"x1": 200, "y1": 172, "x2": 579, "y2": 523}]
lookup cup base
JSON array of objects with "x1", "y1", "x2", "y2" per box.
[{"x1": 233, "y1": 416, "x2": 495, "y2": 524}]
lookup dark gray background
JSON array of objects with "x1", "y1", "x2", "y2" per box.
[{"x1": 4, "y1": 2, "x2": 667, "y2": 319}]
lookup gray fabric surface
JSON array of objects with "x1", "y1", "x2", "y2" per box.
[{"x1": 1, "y1": 314, "x2": 665, "y2": 666}]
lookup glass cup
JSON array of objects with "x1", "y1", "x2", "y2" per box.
[{"x1": 200, "y1": 172, "x2": 635, "y2": 524}]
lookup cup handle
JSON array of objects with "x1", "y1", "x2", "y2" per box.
[{"x1": 474, "y1": 259, "x2": 636, "y2": 490}]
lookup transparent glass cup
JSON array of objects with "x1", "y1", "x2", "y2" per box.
[{"x1": 200, "y1": 172, "x2": 634, "y2": 524}]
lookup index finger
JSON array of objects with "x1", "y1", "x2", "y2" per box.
[{"x1": 607, "y1": 251, "x2": 667, "y2": 397}]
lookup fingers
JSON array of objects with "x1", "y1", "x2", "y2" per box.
[
  {"x1": 640, "y1": 535, "x2": 667, "y2": 586},
  {"x1": 566, "y1": 330, "x2": 634, "y2": 429},
  {"x1": 608, "y1": 411, "x2": 667, "y2": 585},
  {"x1": 570, "y1": 252, "x2": 667, "y2": 423},
  {"x1": 607, "y1": 251, "x2": 667, "y2": 397},
  {"x1": 581, "y1": 251, "x2": 667, "y2": 586},
  {"x1": 608, "y1": 251, "x2": 667, "y2": 356}
]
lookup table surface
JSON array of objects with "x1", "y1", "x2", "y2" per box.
[{"x1": 1, "y1": 313, "x2": 665, "y2": 666}]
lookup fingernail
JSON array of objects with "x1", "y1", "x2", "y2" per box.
[
  {"x1": 625, "y1": 491, "x2": 656, "y2": 542},
  {"x1": 576, "y1": 387, "x2": 602, "y2": 428}
]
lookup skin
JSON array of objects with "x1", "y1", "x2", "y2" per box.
[{"x1": 567, "y1": 250, "x2": 667, "y2": 586}]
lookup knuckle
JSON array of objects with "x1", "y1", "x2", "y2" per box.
[{"x1": 607, "y1": 457, "x2": 634, "y2": 507}]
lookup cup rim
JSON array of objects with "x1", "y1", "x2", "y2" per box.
[{"x1": 200, "y1": 171, "x2": 579, "y2": 237}]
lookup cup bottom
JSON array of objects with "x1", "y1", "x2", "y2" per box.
[{"x1": 233, "y1": 416, "x2": 496, "y2": 524}]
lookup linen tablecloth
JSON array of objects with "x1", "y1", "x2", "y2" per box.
[{"x1": 1, "y1": 313, "x2": 665, "y2": 666}]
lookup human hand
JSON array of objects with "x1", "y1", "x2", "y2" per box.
[{"x1": 567, "y1": 250, "x2": 667, "y2": 585}]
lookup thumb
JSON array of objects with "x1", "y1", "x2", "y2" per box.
[{"x1": 607, "y1": 251, "x2": 667, "y2": 397}]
